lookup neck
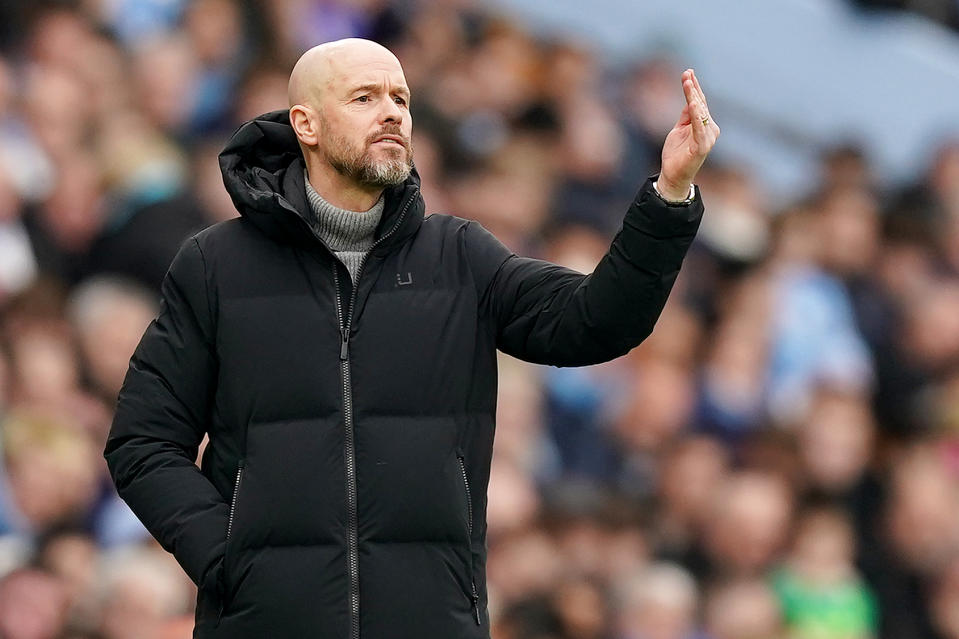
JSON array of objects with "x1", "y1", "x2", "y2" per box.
[{"x1": 304, "y1": 155, "x2": 384, "y2": 212}]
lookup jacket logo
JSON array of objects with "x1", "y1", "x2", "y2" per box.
[{"x1": 396, "y1": 272, "x2": 413, "y2": 286}]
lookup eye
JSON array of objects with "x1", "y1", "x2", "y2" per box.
[
  {"x1": 394, "y1": 96, "x2": 407, "y2": 106},
  {"x1": 355, "y1": 95, "x2": 370, "y2": 103}
]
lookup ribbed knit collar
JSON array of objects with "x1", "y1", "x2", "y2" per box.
[{"x1": 303, "y1": 169, "x2": 384, "y2": 252}]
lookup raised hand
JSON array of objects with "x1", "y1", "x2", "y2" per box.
[{"x1": 657, "y1": 69, "x2": 720, "y2": 201}]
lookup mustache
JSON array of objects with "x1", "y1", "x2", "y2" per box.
[{"x1": 367, "y1": 127, "x2": 411, "y2": 151}]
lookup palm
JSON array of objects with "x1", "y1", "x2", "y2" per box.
[{"x1": 662, "y1": 117, "x2": 700, "y2": 183}]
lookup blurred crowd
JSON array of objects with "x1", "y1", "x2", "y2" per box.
[
  {"x1": 850, "y1": 0, "x2": 959, "y2": 30},
  {"x1": 0, "y1": 1, "x2": 958, "y2": 639}
]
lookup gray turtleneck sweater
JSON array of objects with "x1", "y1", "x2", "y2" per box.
[{"x1": 303, "y1": 170, "x2": 385, "y2": 283}]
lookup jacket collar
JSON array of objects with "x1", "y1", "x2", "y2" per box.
[{"x1": 218, "y1": 109, "x2": 424, "y2": 252}]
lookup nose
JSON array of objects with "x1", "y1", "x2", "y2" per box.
[{"x1": 380, "y1": 98, "x2": 403, "y2": 125}]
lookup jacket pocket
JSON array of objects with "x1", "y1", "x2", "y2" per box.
[
  {"x1": 216, "y1": 458, "x2": 245, "y2": 626},
  {"x1": 456, "y1": 452, "x2": 482, "y2": 626}
]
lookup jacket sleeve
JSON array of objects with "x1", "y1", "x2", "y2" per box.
[
  {"x1": 103, "y1": 237, "x2": 228, "y2": 589},
  {"x1": 468, "y1": 175, "x2": 704, "y2": 367}
]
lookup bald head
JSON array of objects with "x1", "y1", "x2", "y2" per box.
[{"x1": 288, "y1": 38, "x2": 404, "y2": 109}]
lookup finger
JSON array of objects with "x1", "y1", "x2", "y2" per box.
[
  {"x1": 691, "y1": 69, "x2": 709, "y2": 111},
  {"x1": 690, "y1": 99, "x2": 708, "y2": 146},
  {"x1": 682, "y1": 73, "x2": 698, "y2": 108},
  {"x1": 691, "y1": 70, "x2": 719, "y2": 133},
  {"x1": 675, "y1": 102, "x2": 691, "y2": 127},
  {"x1": 684, "y1": 77, "x2": 708, "y2": 129}
]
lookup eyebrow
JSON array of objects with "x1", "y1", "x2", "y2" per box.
[{"x1": 350, "y1": 83, "x2": 411, "y2": 98}]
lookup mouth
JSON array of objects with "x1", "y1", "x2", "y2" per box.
[{"x1": 373, "y1": 135, "x2": 406, "y2": 147}]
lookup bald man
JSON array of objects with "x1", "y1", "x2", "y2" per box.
[{"x1": 104, "y1": 38, "x2": 718, "y2": 638}]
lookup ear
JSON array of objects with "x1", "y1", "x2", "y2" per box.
[{"x1": 290, "y1": 105, "x2": 319, "y2": 147}]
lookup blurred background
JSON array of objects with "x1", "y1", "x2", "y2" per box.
[{"x1": 0, "y1": 0, "x2": 957, "y2": 638}]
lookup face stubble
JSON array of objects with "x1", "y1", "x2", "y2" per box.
[{"x1": 320, "y1": 112, "x2": 413, "y2": 188}]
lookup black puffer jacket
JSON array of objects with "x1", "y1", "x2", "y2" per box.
[{"x1": 103, "y1": 110, "x2": 704, "y2": 639}]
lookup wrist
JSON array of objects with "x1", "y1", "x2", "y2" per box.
[{"x1": 653, "y1": 178, "x2": 695, "y2": 204}]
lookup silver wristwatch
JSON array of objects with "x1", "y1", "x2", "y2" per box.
[{"x1": 652, "y1": 180, "x2": 696, "y2": 205}]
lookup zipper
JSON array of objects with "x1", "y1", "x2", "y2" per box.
[
  {"x1": 457, "y1": 455, "x2": 481, "y2": 626},
  {"x1": 333, "y1": 264, "x2": 360, "y2": 639},
  {"x1": 335, "y1": 187, "x2": 418, "y2": 639},
  {"x1": 217, "y1": 458, "x2": 245, "y2": 625},
  {"x1": 226, "y1": 459, "x2": 245, "y2": 543}
]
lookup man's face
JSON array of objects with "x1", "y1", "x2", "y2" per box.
[{"x1": 316, "y1": 52, "x2": 413, "y2": 188}]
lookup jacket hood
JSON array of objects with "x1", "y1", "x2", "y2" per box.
[{"x1": 218, "y1": 109, "x2": 423, "y2": 250}]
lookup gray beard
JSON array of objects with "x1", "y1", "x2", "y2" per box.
[{"x1": 325, "y1": 134, "x2": 413, "y2": 188}]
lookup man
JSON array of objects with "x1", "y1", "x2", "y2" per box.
[{"x1": 103, "y1": 38, "x2": 718, "y2": 638}]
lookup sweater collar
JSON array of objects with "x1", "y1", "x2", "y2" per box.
[{"x1": 303, "y1": 169, "x2": 384, "y2": 252}]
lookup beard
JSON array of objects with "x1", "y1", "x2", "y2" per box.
[{"x1": 321, "y1": 119, "x2": 413, "y2": 188}]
